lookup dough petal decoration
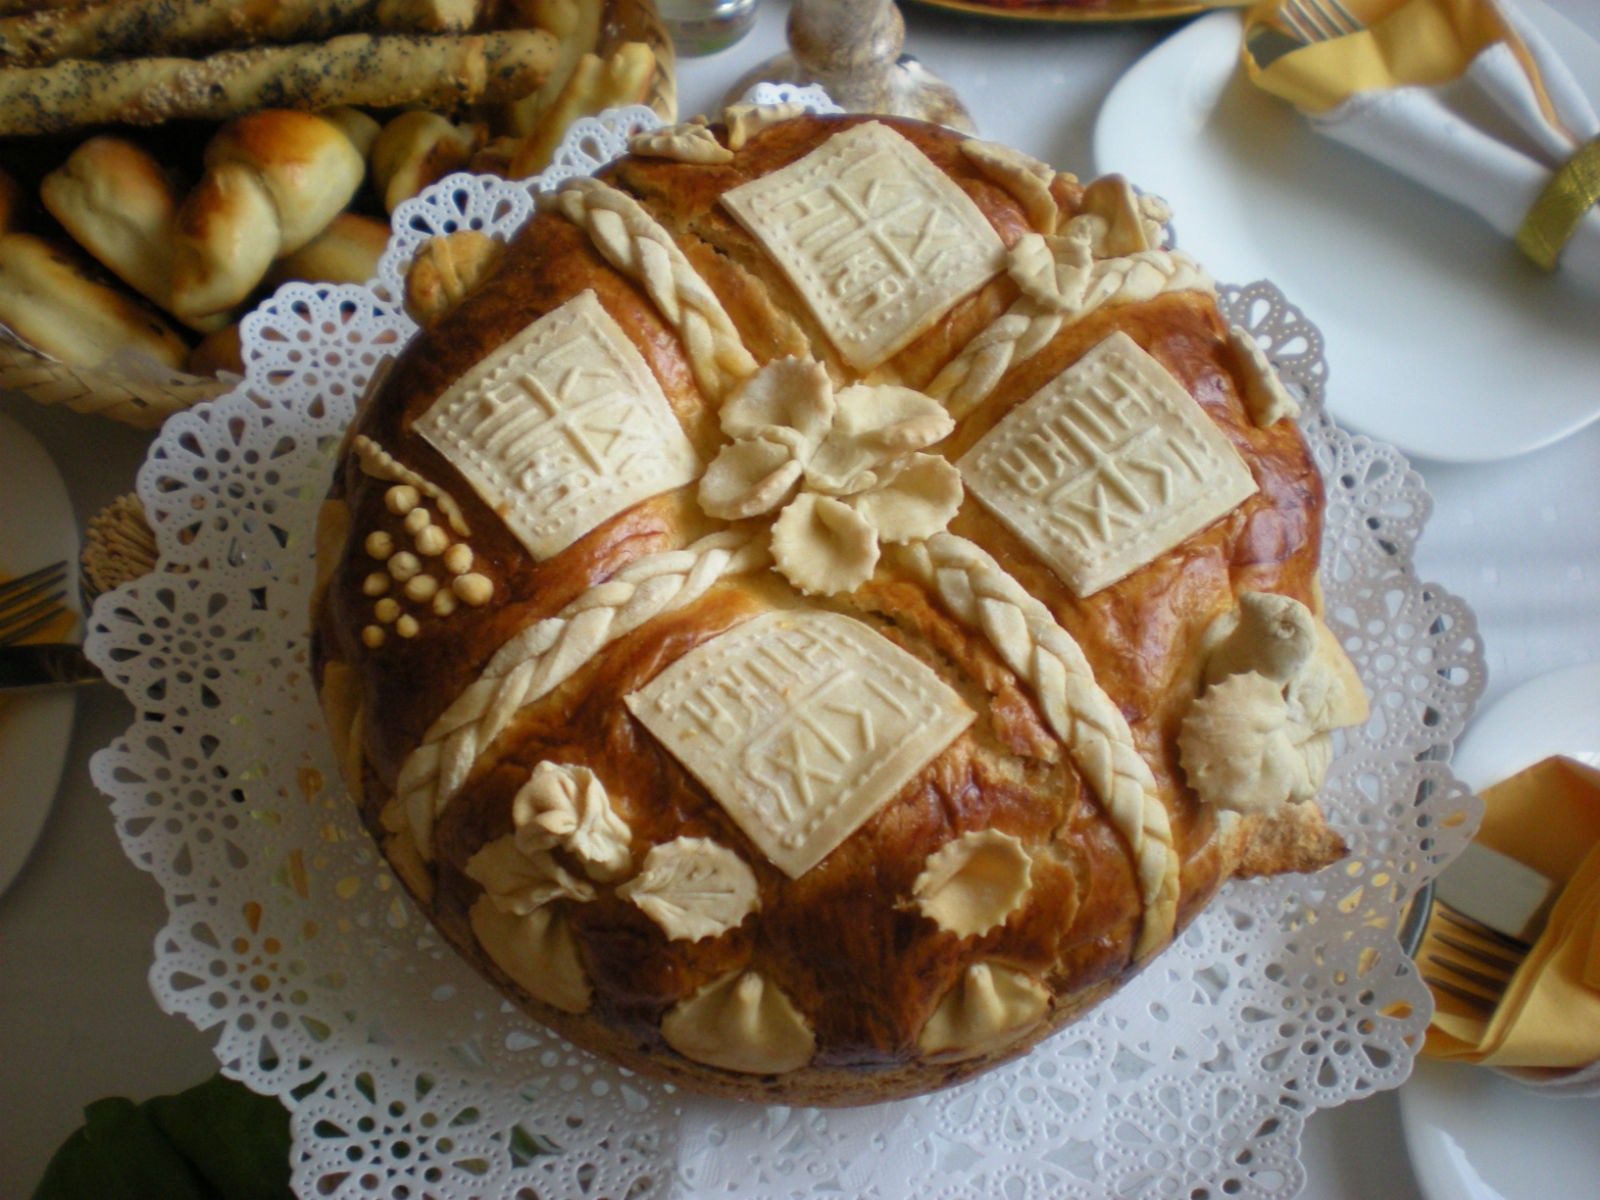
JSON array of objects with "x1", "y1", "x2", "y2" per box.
[
  {"x1": 468, "y1": 898, "x2": 591, "y2": 1015},
  {"x1": 913, "y1": 829, "x2": 1034, "y2": 939},
  {"x1": 719, "y1": 355, "x2": 834, "y2": 449},
  {"x1": 627, "y1": 122, "x2": 735, "y2": 165},
  {"x1": 918, "y1": 961, "x2": 1052, "y2": 1057},
  {"x1": 927, "y1": 224, "x2": 1214, "y2": 419},
  {"x1": 397, "y1": 531, "x2": 769, "y2": 857},
  {"x1": 696, "y1": 358, "x2": 964, "y2": 597},
  {"x1": 547, "y1": 176, "x2": 757, "y2": 402},
  {"x1": 769, "y1": 491, "x2": 880, "y2": 596},
  {"x1": 660, "y1": 969, "x2": 816, "y2": 1075},
  {"x1": 722, "y1": 101, "x2": 809, "y2": 150},
  {"x1": 897, "y1": 532, "x2": 1180, "y2": 960},
  {"x1": 846, "y1": 454, "x2": 963, "y2": 546},
  {"x1": 512, "y1": 761, "x2": 632, "y2": 883},
  {"x1": 1071, "y1": 175, "x2": 1156, "y2": 259},
  {"x1": 698, "y1": 437, "x2": 803, "y2": 520},
  {"x1": 617, "y1": 837, "x2": 760, "y2": 941},
  {"x1": 464, "y1": 835, "x2": 596, "y2": 915}
]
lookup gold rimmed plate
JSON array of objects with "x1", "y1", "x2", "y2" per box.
[{"x1": 907, "y1": 0, "x2": 1211, "y2": 24}]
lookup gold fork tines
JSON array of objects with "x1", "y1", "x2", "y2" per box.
[
  {"x1": 0, "y1": 560, "x2": 69, "y2": 646},
  {"x1": 1279, "y1": 0, "x2": 1364, "y2": 44},
  {"x1": 1421, "y1": 900, "x2": 1533, "y2": 1017}
]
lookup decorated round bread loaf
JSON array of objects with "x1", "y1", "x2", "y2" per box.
[{"x1": 312, "y1": 109, "x2": 1369, "y2": 1105}]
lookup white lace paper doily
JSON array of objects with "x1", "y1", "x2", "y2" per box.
[{"x1": 88, "y1": 95, "x2": 1486, "y2": 1200}]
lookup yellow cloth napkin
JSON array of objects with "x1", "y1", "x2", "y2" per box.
[
  {"x1": 1242, "y1": 0, "x2": 1600, "y2": 281},
  {"x1": 1423, "y1": 756, "x2": 1600, "y2": 1071}
]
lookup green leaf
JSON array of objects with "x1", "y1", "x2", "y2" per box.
[
  {"x1": 147, "y1": 1075, "x2": 293, "y2": 1200},
  {"x1": 32, "y1": 1097, "x2": 214, "y2": 1200}
]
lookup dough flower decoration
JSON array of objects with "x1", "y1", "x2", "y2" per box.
[
  {"x1": 697, "y1": 356, "x2": 964, "y2": 595},
  {"x1": 512, "y1": 760, "x2": 633, "y2": 883},
  {"x1": 1179, "y1": 593, "x2": 1369, "y2": 817}
]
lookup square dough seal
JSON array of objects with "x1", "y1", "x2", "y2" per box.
[
  {"x1": 720, "y1": 121, "x2": 1006, "y2": 371},
  {"x1": 415, "y1": 288, "x2": 700, "y2": 561},
  {"x1": 958, "y1": 330, "x2": 1258, "y2": 597},
  {"x1": 625, "y1": 609, "x2": 974, "y2": 878}
]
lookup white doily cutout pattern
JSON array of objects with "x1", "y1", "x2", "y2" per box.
[{"x1": 87, "y1": 107, "x2": 1484, "y2": 1200}]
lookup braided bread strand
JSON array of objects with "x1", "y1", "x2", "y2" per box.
[
  {"x1": 548, "y1": 177, "x2": 757, "y2": 403},
  {"x1": 397, "y1": 531, "x2": 768, "y2": 856},
  {"x1": 897, "y1": 533, "x2": 1181, "y2": 959},
  {"x1": 925, "y1": 249, "x2": 1213, "y2": 419}
]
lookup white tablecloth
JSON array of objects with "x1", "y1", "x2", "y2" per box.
[{"x1": 3, "y1": 3, "x2": 1597, "y2": 1196}]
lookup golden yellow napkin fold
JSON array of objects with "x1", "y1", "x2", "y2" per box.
[
  {"x1": 1241, "y1": 0, "x2": 1600, "y2": 281},
  {"x1": 1424, "y1": 756, "x2": 1600, "y2": 1071},
  {"x1": 1244, "y1": 0, "x2": 1537, "y2": 113}
]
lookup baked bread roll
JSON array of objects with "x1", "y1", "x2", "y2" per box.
[
  {"x1": 0, "y1": 231, "x2": 187, "y2": 369},
  {"x1": 40, "y1": 136, "x2": 176, "y2": 312},
  {"x1": 171, "y1": 109, "x2": 366, "y2": 318},
  {"x1": 265, "y1": 212, "x2": 391, "y2": 289},
  {"x1": 313, "y1": 112, "x2": 1367, "y2": 1106},
  {"x1": 370, "y1": 110, "x2": 483, "y2": 213}
]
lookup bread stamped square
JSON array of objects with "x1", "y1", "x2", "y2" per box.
[
  {"x1": 414, "y1": 289, "x2": 700, "y2": 561},
  {"x1": 959, "y1": 331, "x2": 1257, "y2": 597},
  {"x1": 720, "y1": 121, "x2": 1006, "y2": 371},
  {"x1": 625, "y1": 610, "x2": 974, "y2": 878}
]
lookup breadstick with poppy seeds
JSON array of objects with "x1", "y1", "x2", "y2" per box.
[
  {"x1": 0, "y1": 29, "x2": 558, "y2": 136},
  {"x1": 0, "y1": 0, "x2": 481, "y2": 68}
]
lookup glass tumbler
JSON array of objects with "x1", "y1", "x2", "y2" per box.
[{"x1": 656, "y1": 0, "x2": 759, "y2": 57}]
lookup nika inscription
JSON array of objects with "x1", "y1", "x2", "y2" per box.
[
  {"x1": 720, "y1": 121, "x2": 1006, "y2": 371},
  {"x1": 959, "y1": 331, "x2": 1257, "y2": 597},
  {"x1": 415, "y1": 289, "x2": 699, "y2": 561},
  {"x1": 625, "y1": 610, "x2": 974, "y2": 878}
]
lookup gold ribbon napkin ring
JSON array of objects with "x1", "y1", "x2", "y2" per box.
[{"x1": 1516, "y1": 138, "x2": 1600, "y2": 271}]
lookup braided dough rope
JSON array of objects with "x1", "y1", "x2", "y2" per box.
[
  {"x1": 896, "y1": 532, "x2": 1181, "y2": 960},
  {"x1": 925, "y1": 244, "x2": 1213, "y2": 419},
  {"x1": 545, "y1": 177, "x2": 758, "y2": 404},
  {"x1": 397, "y1": 531, "x2": 769, "y2": 856}
]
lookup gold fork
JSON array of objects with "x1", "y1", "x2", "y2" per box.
[
  {"x1": 1420, "y1": 899, "x2": 1531, "y2": 1016},
  {"x1": 1248, "y1": 0, "x2": 1365, "y2": 70},
  {"x1": 1277, "y1": 0, "x2": 1364, "y2": 44},
  {"x1": 0, "y1": 560, "x2": 70, "y2": 646}
]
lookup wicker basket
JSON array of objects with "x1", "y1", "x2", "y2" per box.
[{"x1": 0, "y1": 0, "x2": 675, "y2": 429}]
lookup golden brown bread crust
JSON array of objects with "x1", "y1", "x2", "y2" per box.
[{"x1": 313, "y1": 112, "x2": 1345, "y2": 1105}]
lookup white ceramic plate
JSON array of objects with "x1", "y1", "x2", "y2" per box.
[
  {"x1": 0, "y1": 411, "x2": 79, "y2": 896},
  {"x1": 1093, "y1": 3, "x2": 1600, "y2": 463},
  {"x1": 1397, "y1": 662, "x2": 1600, "y2": 1200},
  {"x1": 1449, "y1": 661, "x2": 1600, "y2": 791}
]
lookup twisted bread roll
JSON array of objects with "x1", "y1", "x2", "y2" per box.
[
  {"x1": 370, "y1": 110, "x2": 483, "y2": 213},
  {"x1": 36, "y1": 136, "x2": 220, "y2": 334},
  {"x1": 171, "y1": 109, "x2": 366, "y2": 319},
  {"x1": 0, "y1": 232, "x2": 186, "y2": 370},
  {"x1": 266, "y1": 212, "x2": 391, "y2": 289},
  {"x1": 318, "y1": 105, "x2": 382, "y2": 160},
  {"x1": 40, "y1": 137, "x2": 173, "y2": 310},
  {"x1": 0, "y1": 29, "x2": 559, "y2": 135},
  {"x1": 0, "y1": 0, "x2": 480, "y2": 67}
]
